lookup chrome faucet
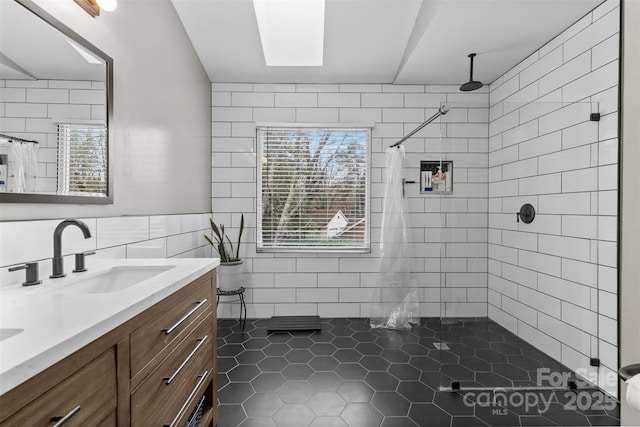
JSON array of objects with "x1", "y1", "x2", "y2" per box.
[{"x1": 50, "y1": 219, "x2": 92, "y2": 278}]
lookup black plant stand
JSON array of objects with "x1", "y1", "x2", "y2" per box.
[{"x1": 216, "y1": 286, "x2": 247, "y2": 331}]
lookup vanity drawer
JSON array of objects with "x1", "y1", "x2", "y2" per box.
[
  {"x1": 130, "y1": 276, "x2": 212, "y2": 378},
  {"x1": 3, "y1": 347, "x2": 117, "y2": 427},
  {"x1": 130, "y1": 313, "x2": 213, "y2": 427}
]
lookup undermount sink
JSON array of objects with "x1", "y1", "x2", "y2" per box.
[
  {"x1": 42, "y1": 265, "x2": 175, "y2": 294},
  {"x1": 0, "y1": 328, "x2": 24, "y2": 342}
]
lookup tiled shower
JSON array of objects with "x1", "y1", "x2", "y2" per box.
[{"x1": 211, "y1": 0, "x2": 619, "y2": 396}]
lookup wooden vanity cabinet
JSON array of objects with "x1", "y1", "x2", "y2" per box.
[{"x1": 0, "y1": 268, "x2": 217, "y2": 427}]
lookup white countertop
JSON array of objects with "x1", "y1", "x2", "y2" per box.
[{"x1": 0, "y1": 257, "x2": 219, "y2": 395}]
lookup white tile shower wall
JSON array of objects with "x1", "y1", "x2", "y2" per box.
[
  {"x1": 0, "y1": 213, "x2": 212, "y2": 288},
  {"x1": 487, "y1": 0, "x2": 619, "y2": 396},
  {"x1": 212, "y1": 83, "x2": 489, "y2": 320},
  {"x1": 0, "y1": 80, "x2": 105, "y2": 193}
]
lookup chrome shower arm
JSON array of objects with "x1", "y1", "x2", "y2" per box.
[{"x1": 390, "y1": 105, "x2": 449, "y2": 148}]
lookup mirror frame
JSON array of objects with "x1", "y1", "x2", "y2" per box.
[{"x1": 0, "y1": 0, "x2": 113, "y2": 204}]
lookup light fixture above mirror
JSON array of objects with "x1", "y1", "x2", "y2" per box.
[{"x1": 74, "y1": 0, "x2": 117, "y2": 18}]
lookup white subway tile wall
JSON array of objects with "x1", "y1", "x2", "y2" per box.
[
  {"x1": 487, "y1": 0, "x2": 619, "y2": 395},
  {"x1": 212, "y1": 83, "x2": 489, "y2": 320},
  {"x1": 0, "y1": 213, "x2": 212, "y2": 288},
  {"x1": 0, "y1": 80, "x2": 105, "y2": 193}
]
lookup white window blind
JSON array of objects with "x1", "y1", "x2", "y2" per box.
[
  {"x1": 257, "y1": 126, "x2": 370, "y2": 252},
  {"x1": 57, "y1": 124, "x2": 107, "y2": 195}
]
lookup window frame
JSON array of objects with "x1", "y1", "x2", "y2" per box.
[
  {"x1": 256, "y1": 123, "x2": 372, "y2": 253},
  {"x1": 57, "y1": 123, "x2": 108, "y2": 196}
]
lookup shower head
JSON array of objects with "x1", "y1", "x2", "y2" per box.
[{"x1": 460, "y1": 53, "x2": 484, "y2": 92}]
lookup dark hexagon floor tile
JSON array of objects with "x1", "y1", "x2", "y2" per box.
[
  {"x1": 359, "y1": 355, "x2": 390, "y2": 371},
  {"x1": 273, "y1": 404, "x2": 315, "y2": 427},
  {"x1": 267, "y1": 332, "x2": 293, "y2": 343},
  {"x1": 458, "y1": 356, "x2": 492, "y2": 372},
  {"x1": 288, "y1": 337, "x2": 314, "y2": 349},
  {"x1": 333, "y1": 336, "x2": 358, "y2": 349},
  {"x1": 434, "y1": 350, "x2": 460, "y2": 364},
  {"x1": 340, "y1": 403, "x2": 383, "y2": 427},
  {"x1": 285, "y1": 349, "x2": 314, "y2": 364},
  {"x1": 419, "y1": 371, "x2": 443, "y2": 388},
  {"x1": 433, "y1": 392, "x2": 476, "y2": 416},
  {"x1": 251, "y1": 372, "x2": 287, "y2": 392},
  {"x1": 244, "y1": 337, "x2": 270, "y2": 350},
  {"x1": 349, "y1": 319, "x2": 372, "y2": 332},
  {"x1": 381, "y1": 349, "x2": 410, "y2": 364},
  {"x1": 351, "y1": 331, "x2": 377, "y2": 342},
  {"x1": 397, "y1": 381, "x2": 434, "y2": 403},
  {"x1": 309, "y1": 355, "x2": 340, "y2": 371},
  {"x1": 375, "y1": 335, "x2": 404, "y2": 350},
  {"x1": 226, "y1": 332, "x2": 250, "y2": 343},
  {"x1": 451, "y1": 416, "x2": 490, "y2": 426},
  {"x1": 364, "y1": 371, "x2": 399, "y2": 392},
  {"x1": 218, "y1": 373, "x2": 230, "y2": 390},
  {"x1": 308, "y1": 391, "x2": 347, "y2": 416},
  {"x1": 460, "y1": 336, "x2": 491, "y2": 349},
  {"x1": 264, "y1": 343, "x2": 291, "y2": 357},
  {"x1": 331, "y1": 326, "x2": 354, "y2": 337},
  {"x1": 409, "y1": 355, "x2": 440, "y2": 372},
  {"x1": 490, "y1": 341, "x2": 523, "y2": 355},
  {"x1": 310, "y1": 342, "x2": 338, "y2": 355},
  {"x1": 338, "y1": 381, "x2": 374, "y2": 403},
  {"x1": 219, "y1": 343, "x2": 245, "y2": 357},
  {"x1": 278, "y1": 381, "x2": 315, "y2": 404},
  {"x1": 228, "y1": 364, "x2": 261, "y2": 382},
  {"x1": 388, "y1": 363, "x2": 421, "y2": 381},
  {"x1": 335, "y1": 363, "x2": 368, "y2": 381},
  {"x1": 257, "y1": 356, "x2": 289, "y2": 372},
  {"x1": 442, "y1": 363, "x2": 475, "y2": 381},
  {"x1": 334, "y1": 349, "x2": 362, "y2": 363},
  {"x1": 239, "y1": 417, "x2": 277, "y2": 427},
  {"x1": 587, "y1": 415, "x2": 621, "y2": 426},
  {"x1": 446, "y1": 343, "x2": 477, "y2": 358},
  {"x1": 475, "y1": 404, "x2": 522, "y2": 426},
  {"x1": 476, "y1": 348, "x2": 509, "y2": 364},
  {"x1": 219, "y1": 382, "x2": 255, "y2": 404},
  {"x1": 371, "y1": 391, "x2": 410, "y2": 416},
  {"x1": 218, "y1": 404, "x2": 248, "y2": 427},
  {"x1": 330, "y1": 318, "x2": 351, "y2": 327},
  {"x1": 218, "y1": 356, "x2": 239, "y2": 373},
  {"x1": 508, "y1": 354, "x2": 544, "y2": 371},
  {"x1": 237, "y1": 350, "x2": 266, "y2": 365},
  {"x1": 400, "y1": 343, "x2": 429, "y2": 356},
  {"x1": 244, "y1": 393, "x2": 284, "y2": 418},
  {"x1": 493, "y1": 363, "x2": 530, "y2": 381},
  {"x1": 310, "y1": 417, "x2": 348, "y2": 427},
  {"x1": 309, "y1": 371, "x2": 343, "y2": 392},
  {"x1": 519, "y1": 415, "x2": 559, "y2": 426},
  {"x1": 408, "y1": 403, "x2": 452, "y2": 427},
  {"x1": 355, "y1": 342, "x2": 383, "y2": 356},
  {"x1": 309, "y1": 331, "x2": 334, "y2": 343},
  {"x1": 475, "y1": 371, "x2": 513, "y2": 388},
  {"x1": 380, "y1": 417, "x2": 418, "y2": 427},
  {"x1": 281, "y1": 364, "x2": 314, "y2": 381}
]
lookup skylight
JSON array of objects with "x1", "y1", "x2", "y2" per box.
[{"x1": 252, "y1": 0, "x2": 325, "y2": 67}]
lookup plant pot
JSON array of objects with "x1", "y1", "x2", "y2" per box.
[{"x1": 217, "y1": 260, "x2": 244, "y2": 291}]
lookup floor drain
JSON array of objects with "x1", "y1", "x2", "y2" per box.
[{"x1": 433, "y1": 343, "x2": 450, "y2": 350}]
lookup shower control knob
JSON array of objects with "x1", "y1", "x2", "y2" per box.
[{"x1": 516, "y1": 204, "x2": 536, "y2": 224}]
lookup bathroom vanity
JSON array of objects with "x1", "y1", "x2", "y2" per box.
[{"x1": 0, "y1": 258, "x2": 219, "y2": 427}]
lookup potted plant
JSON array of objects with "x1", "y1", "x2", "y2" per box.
[{"x1": 205, "y1": 214, "x2": 244, "y2": 291}]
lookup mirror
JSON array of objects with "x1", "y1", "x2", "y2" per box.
[{"x1": 0, "y1": 0, "x2": 113, "y2": 204}]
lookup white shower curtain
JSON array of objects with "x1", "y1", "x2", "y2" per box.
[{"x1": 370, "y1": 145, "x2": 419, "y2": 330}]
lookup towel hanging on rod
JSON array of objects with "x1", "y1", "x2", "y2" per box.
[
  {"x1": 390, "y1": 105, "x2": 449, "y2": 148},
  {"x1": 0, "y1": 133, "x2": 39, "y2": 145}
]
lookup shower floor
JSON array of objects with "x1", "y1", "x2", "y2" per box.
[{"x1": 216, "y1": 317, "x2": 619, "y2": 427}]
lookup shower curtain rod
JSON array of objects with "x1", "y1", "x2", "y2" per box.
[
  {"x1": 0, "y1": 133, "x2": 39, "y2": 144},
  {"x1": 390, "y1": 105, "x2": 449, "y2": 148}
]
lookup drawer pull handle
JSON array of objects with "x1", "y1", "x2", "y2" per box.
[
  {"x1": 163, "y1": 371, "x2": 209, "y2": 427},
  {"x1": 164, "y1": 335, "x2": 209, "y2": 385},
  {"x1": 50, "y1": 405, "x2": 81, "y2": 426},
  {"x1": 163, "y1": 299, "x2": 208, "y2": 335}
]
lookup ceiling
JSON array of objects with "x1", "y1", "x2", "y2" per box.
[
  {"x1": 0, "y1": 0, "x2": 105, "y2": 81},
  {"x1": 171, "y1": 0, "x2": 603, "y2": 85}
]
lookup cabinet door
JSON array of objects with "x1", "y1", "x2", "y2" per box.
[{"x1": 2, "y1": 348, "x2": 117, "y2": 427}]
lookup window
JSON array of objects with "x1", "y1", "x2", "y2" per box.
[
  {"x1": 57, "y1": 124, "x2": 107, "y2": 195},
  {"x1": 257, "y1": 125, "x2": 370, "y2": 252}
]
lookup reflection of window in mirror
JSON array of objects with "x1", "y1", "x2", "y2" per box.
[{"x1": 57, "y1": 124, "x2": 107, "y2": 195}]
